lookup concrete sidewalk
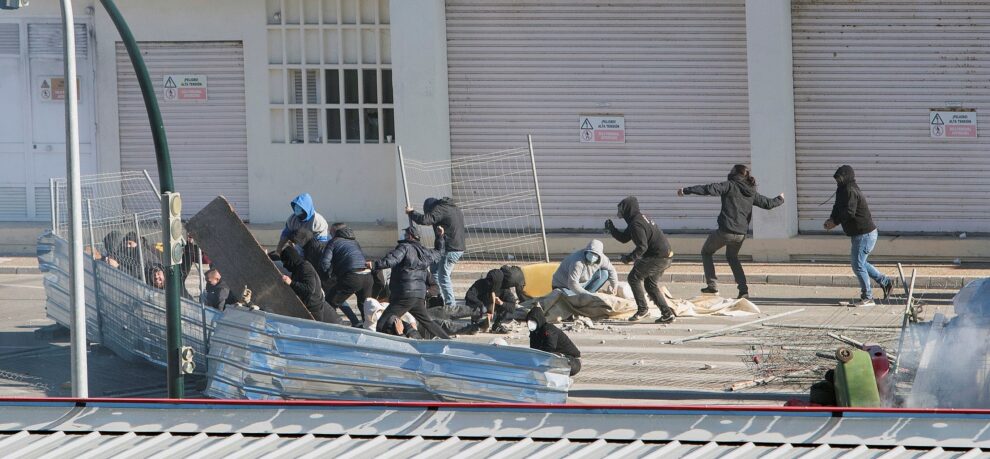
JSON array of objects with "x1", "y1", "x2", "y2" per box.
[{"x1": 6, "y1": 254, "x2": 988, "y2": 289}]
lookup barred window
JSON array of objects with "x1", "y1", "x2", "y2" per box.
[{"x1": 267, "y1": 0, "x2": 393, "y2": 144}]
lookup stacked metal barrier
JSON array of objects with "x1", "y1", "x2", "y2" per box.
[{"x1": 39, "y1": 170, "x2": 573, "y2": 402}]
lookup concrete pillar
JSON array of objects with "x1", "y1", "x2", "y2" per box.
[
  {"x1": 746, "y1": 0, "x2": 799, "y2": 255},
  {"x1": 390, "y1": 0, "x2": 451, "y2": 232}
]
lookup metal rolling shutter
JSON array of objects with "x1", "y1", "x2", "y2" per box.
[
  {"x1": 793, "y1": 1, "x2": 990, "y2": 233},
  {"x1": 117, "y1": 42, "x2": 249, "y2": 220},
  {"x1": 445, "y1": 0, "x2": 750, "y2": 230}
]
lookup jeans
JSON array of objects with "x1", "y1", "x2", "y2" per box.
[
  {"x1": 627, "y1": 256, "x2": 674, "y2": 317},
  {"x1": 850, "y1": 229, "x2": 888, "y2": 299},
  {"x1": 584, "y1": 268, "x2": 610, "y2": 293},
  {"x1": 701, "y1": 229, "x2": 748, "y2": 294},
  {"x1": 431, "y1": 250, "x2": 463, "y2": 306}
]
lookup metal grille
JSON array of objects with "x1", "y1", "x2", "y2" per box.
[
  {"x1": 27, "y1": 23, "x2": 88, "y2": 58},
  {"x1": 0, "y1": 23, "x2": 19, "y2": 55},
  {"x1": 0, "y1": 186, "x2": 27, "y2": 219}
]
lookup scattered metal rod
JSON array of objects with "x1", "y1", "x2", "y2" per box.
[
  {"x1": 665, "y1": 309, "x2": 805, "y2": 345},
  {"x1": 763, "y1": 323, "x2": 903, "y2": 331},
  {"x1": 826, "y1": 332, "x2": 897, "y2": 364},
  {"x1": 728, "y1": 369, "x2": 819, "y2": 392}
]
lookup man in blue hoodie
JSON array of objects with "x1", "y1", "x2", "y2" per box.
[{"x1": 277, "y1": 193, "x2": 330, "y2": 254}]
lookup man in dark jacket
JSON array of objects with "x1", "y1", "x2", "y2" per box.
[
  {"x1": 606, "y1": 196, "x2": 676, "y2": 323},
  {"x1": 406, "y1": 197, "x2": 466, "y2": 308},
  {"x1": 280, "y1": 246, "x2": 340, "y2": 324},
  {"x1": 201, "y1": 268, "x2": 237, "y2": 309},
  {"x1": 320, "y1": 226, "x2": 372, "y2": 326},
  {"x1": 678, "y1": 164, "x2": 784, "y2": 299},
  {"x1": 370, "y1": 225, "x2": 450, "y2": 339},
  {"x1": 459, "y1": 265, "x2": 531, "y2": 333},
  {"x1": 527, "y1": 305, "x2": 581, "y2": 376},
  {"x1": 825, "y1": 165, "x2": 892, "y2": 307}
]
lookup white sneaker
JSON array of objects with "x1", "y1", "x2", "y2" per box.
[{"x1": 850, "y1": 298, "x2": 876, "y2": 307}]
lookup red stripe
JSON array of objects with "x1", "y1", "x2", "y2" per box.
[{"x1": 2, "y1": 397, "x2": 990, "y2": 416}]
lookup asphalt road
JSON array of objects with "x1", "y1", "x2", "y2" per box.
[{"x1": 0, "y1": 272, "x2": 958, "y2": 404}]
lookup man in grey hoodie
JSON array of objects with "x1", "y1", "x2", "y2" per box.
[{"x1": 552, "y1": 239, "x2": 619, "y2": 295}]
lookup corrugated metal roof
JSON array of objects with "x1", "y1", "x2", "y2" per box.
[{"x1": 4, "y1": 399, "x2": 990, "y2": 457}]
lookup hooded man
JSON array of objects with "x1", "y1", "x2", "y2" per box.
[
  {"x1": 277, "y1": 193, "x2": 330, "y2": 254},
  {"x1": 369, "y1": 225, "x2": 450, "y2": 339},
  {"x1": 406, "y1": 197, "x2": 466, "y2": 308},
  {"x1": 320, "y1": 226, "x2": 372, "y2": 326},
  {"x1": 280, "y1": 245, "x2": 340, "y2": 324},
  {"x1": 463, "y1": 264, "x2": 530, "y2": 333},
  {"x1": 101, "y1": 230, "x2": 124, "y2": 269},
  {"x1": 117, "y1": 231, "x2": 147, "y2": 280},
  {"x1": 527, "y1": 305, "x2": 581, "y2": 376},
  {"x1": 825, "y1": 165, "x2": 892, "y2": 307},
  {"x1": 605, "y1": 196, "x2": 676, "y2": 324},
  {"x1": 552, "y1": 239, "x2": 618, "y2": 295},
  {"x1": 678, "y1": 164, "x2": 784, "y2": 299}
]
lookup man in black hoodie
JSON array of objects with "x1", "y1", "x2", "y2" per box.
[
  {"x1": 406, "y1": 197, "x2": 466, "y2": 308},
  {"x1": 280, "y1": 245, "x2": 340, "y2": 324},
  {"x1": 606, "y1": 196, "x2": 676, "y2": 323},
  {"x1": 320, "y1": 226, "x2": 371, "y2": 326},
  {"x1": 825, "y1": 165, "x2": 893, "y2": 307},
  {"x1": 527, "y1": 305, "x2": 581, "y2": 376},
  {"x1": 370, "y1": 225, "x2": 450, "y2": 339},
  {"x1": 678, "y1": 164, "x2": 784, "y2": 299}
]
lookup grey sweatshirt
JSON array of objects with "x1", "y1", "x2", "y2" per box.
[{"x1": 551, "y1": 239, "x2": 618, "y2": 295}]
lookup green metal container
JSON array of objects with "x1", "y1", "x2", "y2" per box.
[{"x1": 834, "y1": 347, "x2": 882, "y2": 407}]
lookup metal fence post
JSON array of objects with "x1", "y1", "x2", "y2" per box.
[
  {"x1": 198, "y1": 247, "x2": 209, "y2": 357},
  {"x1": 133, "y1": 213, "x2": 146, "y2": 284},
  {"x1": 527, "y1": 135, "x2": 550, "y2": 263},
  {"x1": 142, "y1": 169, "x2": 161, "y2": 196},
  {"x1": 49, "y1": 178, "x2": 57, "y2": 233},
  {"x1": 87, "y1": 199, "x2": 106, "y2": 343}
]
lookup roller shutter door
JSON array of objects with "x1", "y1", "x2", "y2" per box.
[
  {"x1": 446, "y1": 1, "x2": 750, "y2": 230},
  {"x1": 793, "y1": 1, "x2": 990, "y2": 233},
  {"x1": 117, "y1": 41, "x2": 249, "y2": 220}
]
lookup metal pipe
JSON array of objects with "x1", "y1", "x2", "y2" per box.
[
  {"x1": 893, "y1": 269, "x2": 918, "y2": 373},
  {"x1": 397, "y1": 145, "x2": 411, "y2": 209},
  {"x1": 198, "y1": 247, "x2": 209, "y2": 357},
  {"x1": 142, "y1": 169, "x2": 161, "y2": 196},
  {"x1": 133, "y1": 213, "x2": 146, "y2": 284},
  {"x1": 99, "y1": 0, "x2": 182, "y2": 398},
  {"x1": 527, "y1": 135, "x2": 550, "y2": 263},
  {"x1": 86, "y1": 199, "x2": 105, "y2": 343},
  {"x1": 49, "y1": 178, "x2": 57, "y2": 233},
  {"x1": 59, "y1": 0, "x2": 88, "y2": 399}
]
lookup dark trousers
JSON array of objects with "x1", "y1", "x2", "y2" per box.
[
  {"x1": 701, "y1": 229, "x2": 748, "y2": 294},
  {"x1": 327, "y1": 271, "x2": 372, "y2": 325},
  {"x1": 308, "y1": 300, "x2": 341, "y2": 325},
  {"x1": 627, "y1": 256, "x2": 674, "y2": 317},
  {"x1": 381, "y1": 296, "x2": 450, "y2": 339}
]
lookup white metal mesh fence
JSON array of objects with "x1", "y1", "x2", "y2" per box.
[{"x1": 401, "y1": 140, "x2": 549, "y2": 263}]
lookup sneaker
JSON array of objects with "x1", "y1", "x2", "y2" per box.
[
  {"x1": 628, "y1": 311, "x2": 650, "y2": 322},
  {"x1": 737, "y1": 292, "x2": 749, "y2": 300},
  {"x1": 491, "y1": 324, "x2": 510, "y2": 334},
  {"x1": 654, "y1": 315, "x2": 675, "y2": 324},
  {"x1": 700, "y1": 287, "x2": 719, "y2": 295},
  {"x1": 881, "y1": 281, "x2": 894, "y2": 300},
  {"x1": 850, "y1": 298, "x2": 876, "y2": 307}
]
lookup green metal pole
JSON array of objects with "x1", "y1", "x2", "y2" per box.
[{"x1": 99, "y1": 0, "x2": 183, "y2": 398}]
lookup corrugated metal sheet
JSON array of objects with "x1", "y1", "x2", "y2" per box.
[
  {"x1": 205, "y1": 308, "x2": 570, "y2": 403},
  {"x1": 4, "y1": 400, "x2": 990, "y2": 457},
  {"x1": 792, "y1": 0, "x2": 990, "y2": 233},
  {"x1": 445, "y1": 0, "x2": 750, "y2": 230},
  {"x1": 116, "y1": 41, "x2": 250, "y2": 220}
]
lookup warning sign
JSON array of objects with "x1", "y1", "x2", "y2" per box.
[
  {"x1": 39, "y1": 77, "x2": 80, "y2": 102},
  {"x1": 930, "y1": 108, "x2": 976, "y2": 138},
  {"x1": 163, "y1": 75, "x2": 208, "y2": 102},
  {"x1": 579, "y1": 115, "x2": 625, "y2": 143}
]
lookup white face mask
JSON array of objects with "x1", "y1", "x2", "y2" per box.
[
  {"x1": 585, "y1": 252, "x2": 599, "y2": 264},
  {"x1": 527, "y1": 320, "x2": 538, "y2": 331}
]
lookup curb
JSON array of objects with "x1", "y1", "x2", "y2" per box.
[
  {"x1": 450, "y1": 271, "x2": 980, "y2": 290},
  {"x1": 0, "y1": 266, "x2": 41, "y2": 275}
]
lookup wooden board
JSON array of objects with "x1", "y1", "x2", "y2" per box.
[
  {"x1": 186, "y1": 196, "x2": 313, "y2": 319},
  {"x1": 520, "y1": 262, "x2": 559, "y2": 298}
]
